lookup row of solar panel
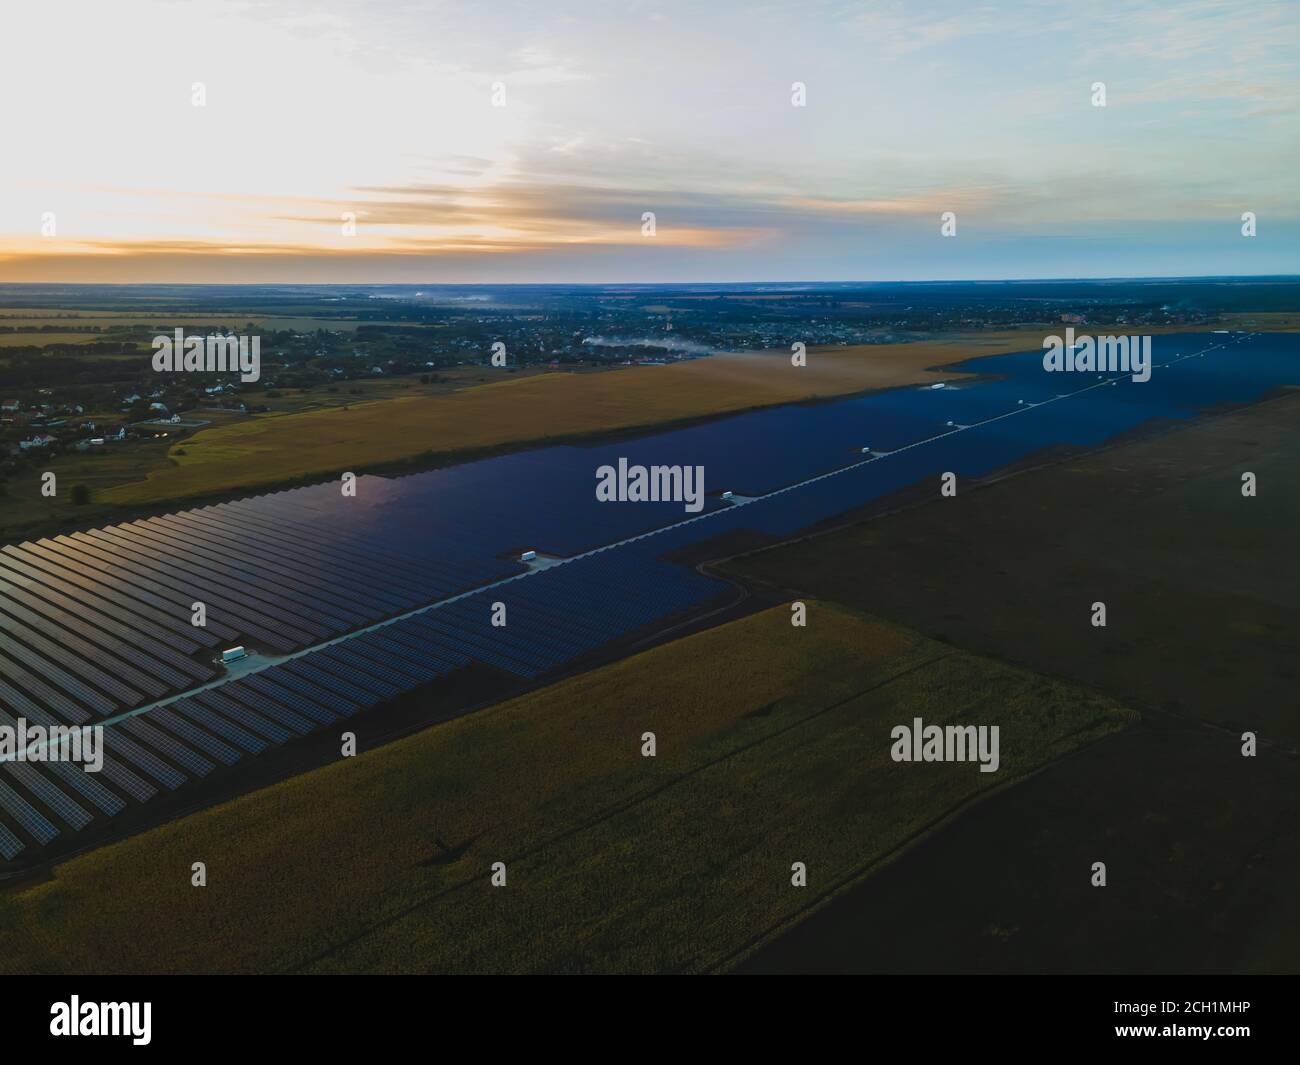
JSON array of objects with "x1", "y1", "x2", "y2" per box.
[
  {"x1": 253, "y1": 459, "x2": 730, "y2": 564},
  {"x1": 0, "y1": 485, "x2": 532, "y2": 731},
  {"x1": 206, "y1": 494, "x2": 518, "y2": 591}
]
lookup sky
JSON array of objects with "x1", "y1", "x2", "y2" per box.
[{"x1": 2, "y1": 0, "x2": 1298, "y2": 283}]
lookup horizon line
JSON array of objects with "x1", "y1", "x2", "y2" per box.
[{"x1": 2, "y1": 273, "x2": 1299, "y2": 290}]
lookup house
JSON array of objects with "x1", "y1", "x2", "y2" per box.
[
  {"x1": 1, "y1": 399, "x2": 18, "y2": 413},
  {"x1": 19, "y1": 434, "x2": 56, "y2": 450}
]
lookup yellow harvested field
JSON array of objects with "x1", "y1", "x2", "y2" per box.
[
  {"x1": 0, "y1": 331, "x2": 103, "y2": 346},
  {"x1": 101, "y1": 333, "x2": 1045, "y2": 505}
]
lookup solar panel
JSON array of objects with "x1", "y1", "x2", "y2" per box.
[
  {"x1": 411, "y1": 614, "x2": 536, "y2": 675},
  {"x1": 58, "y1": 529, "x2": 273, "y2": 637},
  {"x1": 16, "y1": 540, "x2": 234, "y2": 644},
  {"x1": 0, "y1": 600, "x2": 169, "y2": 702},
  {"x1": 172, "y1": 699, "x2": 267, "y2": 754},
  {"x1": 116, "y1": 521, "x2": 352, "y2": 635},
  {"x1": 103, "y1": 730, "x2": 186, "y2": 790},
  {"x1": 0, "y1": 777, "x2": 59, "y2": 845},
  {"x1": 240, "y1": 670, "x2": 352, "y2": 721},
  {"x1": 0, "y1": 822, "x2": 24, "y2": 860},
  {"x1": 325, "y1": 644, "x2": 430, "y2": 686},
  {"x1": 378, "y1": 620, "x2": 473, "y2": 669},
  {"x1": 192, "y1": 692, "x2": 292, "y2": 744},
  {"x1": 303, "y1": 650, "x2": 406, "y2": 696},
  {"x1": 0, "y1": 566, "x2": 209, "y2": 659},
  {"x1": 353, "y1": 633, "x2": 447, "y2": 679},
  {"x1": 0, "y1": 651, "x2": 97, "y2": 724},
  {"x1": 0, "y1": 623, "x2": 144, "y2": 706},
  {"x1": 147, "y1": 707, "x2": 241, "y2": 766},
  {"x1": 159, "y1": 512, "x2": 399, "y2": 613},
  {"x1": 280, "y1": 659, "x2": 385, "y2": 707},
  {"x1": 0, "y1": 594, "x2": 169, "y2": 697},
  {"x1": 3, "y1": 762, "x2": 92, "y2": 830},
  {"x1": 203, "y1": 684, "x2": 315, "y2": 734},
  {"x1": 122, "y1": 715, "x2": 217, "y2": 778},
  {"x1": 1, "y1": 634, "x2": 122, "y2": 714},
  {"x1": 72, "y1": 529, "x2": 316, "y2": 649},
  {"x1": 45, "y1": 760, "x2": 127, "y2": 817},
  {"x1": 149, "y1": 515, "x2": 377, "y2": 625},
  {"x1": 96, "y1": 755, "x2": 157, "y2": 803},
  {"x1": 109, "y1": 521, "x2": 348, "y2": 637},
  {"x1": 209, "y1": 504, "x2": 461, "y2": 592}
]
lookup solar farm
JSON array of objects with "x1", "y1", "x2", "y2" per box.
[{"x1": 0, "y1": 331, "x2": 1294, "y2": 866}]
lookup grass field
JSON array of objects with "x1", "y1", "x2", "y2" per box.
[{"x1": 0, "y1": 602, "x2": 1130, "y2": 974}]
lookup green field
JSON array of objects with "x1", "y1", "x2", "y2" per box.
[{"x1": 0, "y1": 602, "x2": 1130, "y2": 974}]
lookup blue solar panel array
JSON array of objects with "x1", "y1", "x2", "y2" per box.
[{"x1": 0, "y1": 332, "x2": 1296, "y2": 861}]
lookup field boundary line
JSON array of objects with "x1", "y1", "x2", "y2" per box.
[{"x1": 705, "y1": 720, "x2": 1140, "y2": 974}]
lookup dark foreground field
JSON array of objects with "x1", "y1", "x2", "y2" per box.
[
  {"x1": 739, "y1": 721, "x2": 1300, "y2": 973},
  {"x1": 731, "y1": 390, "x2": 1300, "y2": 973}
]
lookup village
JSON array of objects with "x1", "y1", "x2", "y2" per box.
[{"x1": 0, "y1": 382, "x2": 234, "y2": 460}]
